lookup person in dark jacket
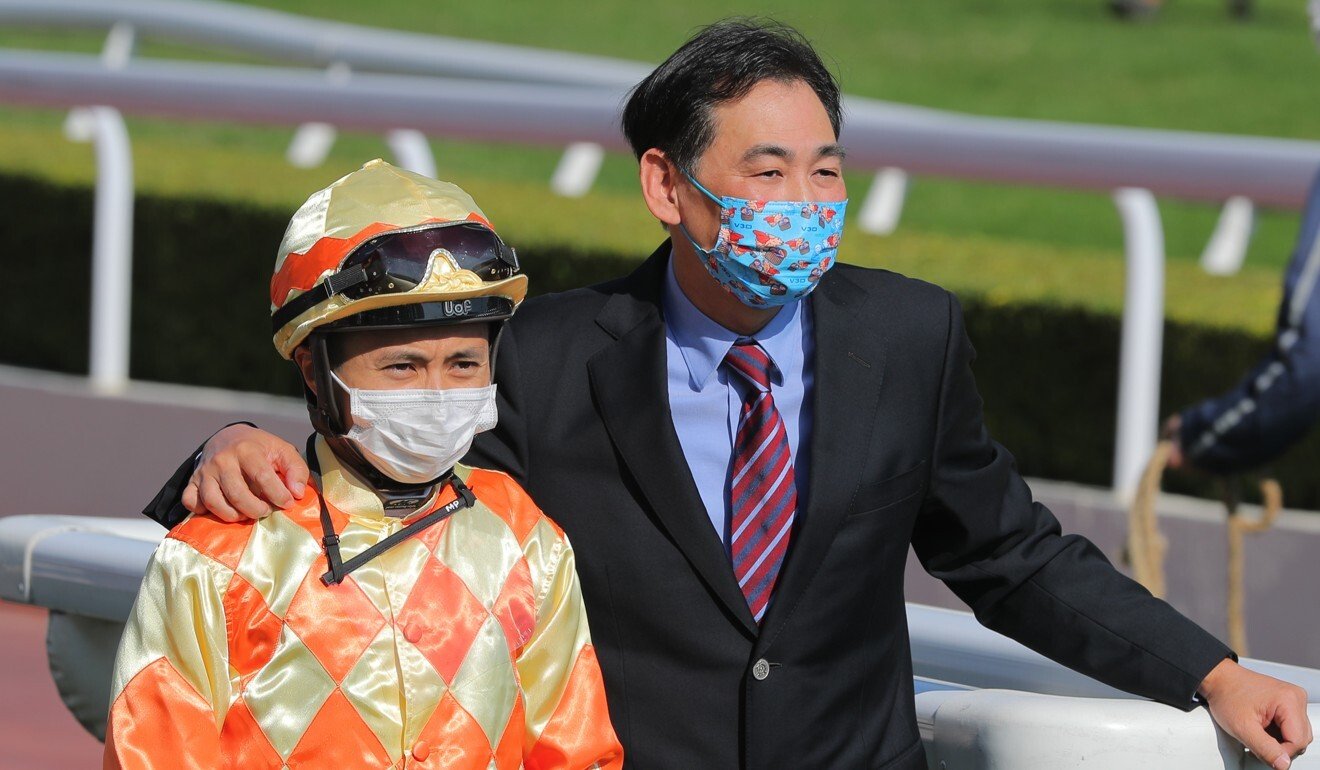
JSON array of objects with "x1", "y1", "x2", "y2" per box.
[{"x1": 1167, "y1": 171, "x2": 1320, "y2": 475}]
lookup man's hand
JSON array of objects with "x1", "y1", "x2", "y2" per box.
[
  {"x1": 1199, "y1": 658, "x2": 1313, "y2": 769},
  {"x1": 181, "y1": 424, "x2": 309, "y2": 522}
]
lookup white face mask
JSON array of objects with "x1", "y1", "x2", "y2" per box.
[{"x1": 331, "y1": 371, "x2": 498, "y2": 484}]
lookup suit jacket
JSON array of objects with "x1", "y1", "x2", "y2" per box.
[{"x1": 149, "y1": 243, "x2": 1231, "y2": 769}]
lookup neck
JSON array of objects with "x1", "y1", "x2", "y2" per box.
[
  {"x1": 670, "y1": 236, "x2": 780, "y2": 336},
  {"x1": 323, "y1": 438, "x2": 439, "y2": 517}
]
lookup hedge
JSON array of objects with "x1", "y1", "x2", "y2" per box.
[{"x1": 4, "y1": 173, "x2": 1317, "y2": 509}]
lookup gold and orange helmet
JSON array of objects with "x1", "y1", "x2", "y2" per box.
[{"x1": 270, "y1": 159, "x2": 526, "y2": 359}]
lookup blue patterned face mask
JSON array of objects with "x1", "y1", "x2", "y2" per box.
[{"x1": 677, "y1": 173, "x2": 847, "y2": 308}]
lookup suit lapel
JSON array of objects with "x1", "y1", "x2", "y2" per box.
[
  {"x1": 588, "y1": 245, "x2": 758, "y2": 635},
  {"x1": 756, "y1": 268, "x2": 888, "y2": 644}
]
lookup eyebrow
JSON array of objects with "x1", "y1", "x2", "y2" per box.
[
  {"x1": 818, "y1": 143, "x2": 847, "y2": 161},
  {"x1": 740, "y1": 142, "x2": 848, "y2": 164},
  {"x1": 375, "y1": 349, "x2": 427, "y2": 365},
  {"x1": 445, "y1": 346, "x2": 486, "y2": 362},
  {"x1": 742, "y1": 143, "x2": 792, "y2": 163}
]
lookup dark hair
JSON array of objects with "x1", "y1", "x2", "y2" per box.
[{"x1": 621, "y1": 18, "x2": 843, "y2": 173}]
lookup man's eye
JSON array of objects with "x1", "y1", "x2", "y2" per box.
[{"x1": 816, "y1": 168, "x2": 841, "y2": 178}]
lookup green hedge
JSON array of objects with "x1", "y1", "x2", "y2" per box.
[
  {"x1": 960, "y1": 299, "x2": 1320, "y2": 507},
  {"x1": 0, "y1": 174, "x2": 636, "y2": 395},
  {"x1": 4, "y1": 173, "x2": 1317, "y2": 509}
]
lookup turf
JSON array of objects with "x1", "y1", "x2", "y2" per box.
[{"x1": 1, "y1": 0, "x2": 1316, "y2": 334}]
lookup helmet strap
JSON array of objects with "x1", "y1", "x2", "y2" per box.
[
  {"x1": 308, "y1": 333, "x2": 344, "y2": 435},
  {"x1": 489, "y1": 319, "x2": 509, "y2": 380}
]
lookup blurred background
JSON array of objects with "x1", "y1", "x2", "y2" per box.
[{"x1": 2, "y1": 0, "x2": 1319, "y2": 766}]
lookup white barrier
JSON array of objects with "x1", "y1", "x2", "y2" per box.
[
  {"x1": 917, "y1": 689, "x2": 1320, "y2": 769},
  {"x1": 3, "y1": 514, "x2": 1315, "y2": 764},
  {"x1": 0, "y1": 0, "x2": 651, "y2": 87}
]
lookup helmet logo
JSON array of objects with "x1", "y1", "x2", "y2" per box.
[{"x1": 442, "y1": 299, "x2": 473, "y2": 317}]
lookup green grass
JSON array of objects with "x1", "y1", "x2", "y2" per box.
[{"x1": 1, "y1": 0, "x2": 1315, "y2": 335}]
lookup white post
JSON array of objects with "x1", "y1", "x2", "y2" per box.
[
  {"x1": 286, "y1": 62, "x2": 351, "y2": 168},
  {"x1": 61, "y1": 24, "x2": 137, "y2": 392},
  {"x1": 1200, "y1": 195, "x2": 1255, "y2": 276},
  {"x1": 550, "y1": 142, "x2": 605, "y2": 198},
  {"x1": 1111, "y1": 188, "x2": 1166, "y2": 504},
  {"x1": 857, "y1": 167, "x2": 909, "y2": 236},
  {"x1": 385, "y1": 129, "x2": 437, "y2": 177},
  {"x1": 66, "y1": 107, "x2": 135, "y2": 393},
  {"x1": 99, "y1": 22, "x2": 136, "y2": 68}
]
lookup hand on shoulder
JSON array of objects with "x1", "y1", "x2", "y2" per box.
[{"x1": 182, "y1": 424, "x2": 308, "y2": 523}]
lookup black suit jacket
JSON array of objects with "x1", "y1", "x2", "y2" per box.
[{"x1": 149, "y1": 243, "x2": 1231, "y2": 769}]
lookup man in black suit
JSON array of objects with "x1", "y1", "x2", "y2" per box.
[{"x1": 150, "y1": 19, "x2": 1310, "y2": 770}]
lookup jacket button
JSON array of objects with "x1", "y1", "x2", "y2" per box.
[
  {"x1": 412, "y1": 740, "x2": 430, "y2": 761},
  {"x1": 404, "y1": 624, "x2": 422, "y2": 644},
  {"x1": 752, "y1": 659, "x2": 771, "y2": 681}
]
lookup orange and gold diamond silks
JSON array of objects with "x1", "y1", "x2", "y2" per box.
[{"x1": 106, "y1": 437, "x2": 622, "y2": 770}]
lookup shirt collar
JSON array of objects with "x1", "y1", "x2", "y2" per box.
[
  {"x1": 314, "y1": 436, "x2": 451, "y2": 522},
  {"x1": 662, "y1": 250, "x2": 803, "y2": 391}
]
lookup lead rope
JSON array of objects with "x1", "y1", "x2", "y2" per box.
[
  {"x1": 1125, "y1": 441, "x2": 1282, "y2": 655},
  {"x1": 1222, "y1": 477, "x2": 1282, "y2": 657},
  {"x1": 1126, "y1": 440, "x2": 1172, "y2": 599}
]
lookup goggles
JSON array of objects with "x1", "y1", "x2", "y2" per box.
[{"x1": 272, "y1": 222, "x2": 520, "y2": 334}]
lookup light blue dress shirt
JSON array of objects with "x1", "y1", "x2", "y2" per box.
[{"x1": 662, "y1": 253, "x2": 815, "y2": 548}]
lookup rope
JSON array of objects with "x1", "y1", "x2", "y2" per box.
[
  {"x1": 1126, "y1": 440, "x2": 1172, "y2": 599},
  {"x1": 1124, "y1": 442, "x2": 1282, "y2": 656},
  {"x1": 1223, "y1": 478, "x2": 1282, "y2": 657}
]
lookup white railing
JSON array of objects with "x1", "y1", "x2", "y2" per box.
[
  {"x1": 3, "y1": 0, "x2": 1320, "y2": 500},
  {"x1": 3, "y1": 513, "x2": 1317, "y2": 765},
  {"x1": 917, "y1": 689, "x2": 1320, "y2": 769},
  {"x1": 0, "y1": 0, "x2": 651, "y2": 87}
]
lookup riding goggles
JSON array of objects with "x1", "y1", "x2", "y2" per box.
[{"x1": 271, "y1": 221, "x2": 521, "y2": 334}]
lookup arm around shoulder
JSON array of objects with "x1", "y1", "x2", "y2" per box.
[{"x1": 142, "y1": 423, "x2": 308, "y2": 528}]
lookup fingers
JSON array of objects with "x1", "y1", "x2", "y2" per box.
[
  {"x1": 181, "y1": 477, "x2": 201, "y2": 515},
  {"x1": 1275, "y1": 690, "x2": 1315, "y2": 756},
  {"x1": 190, "y1": 459, "x2": 275, "y2": 522},
  {"x1": 247, "y1": 465, "x2": 293, "y2": 510},
  {"x1": 193, "y1": 426, "x2": 302, "y2": 518},
  {"x1": 1160, "y1": 415, "x2": 1186, "y2": 469},
  {"x1": 198, "y1": 474, "x2": 243, "y2": 523},
  {"x1": 272, "y1": 442, "x2": 310, "y2": 498},
  {"x1": 1204, "y1": 664, "x2": 1313, "y2": 769},
  {"x1": 217, "y1": 461, "x2": 275, "y2": 520},
  {"x1": 1239, "y1": 687, "x2": 1312, "y2": 769},
  {"x1": 1166, "y1": 442, "x2": 1184, "y2": 470},
  {"x1": 1236, "y1": 720, "x2": 1290, "y2": 770},
  {"x1": 1161, "y1": 414, "x2": 1181, "y2": 440}
]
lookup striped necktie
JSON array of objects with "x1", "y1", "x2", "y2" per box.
[{"x1": 723, "y1": 339, "x2": 797, "y2": 623}]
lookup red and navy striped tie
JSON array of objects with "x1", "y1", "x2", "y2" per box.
[{"x1": 724, "y1": 339, "x2": 797, "y2": 623}]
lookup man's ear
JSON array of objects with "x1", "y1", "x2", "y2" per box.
[
  {"x1": 292, "y1": 344, "x2": 318, "y2": 398},
  {"x1": 638, "y1": 148, "x2": 683, "y2": 227}
]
